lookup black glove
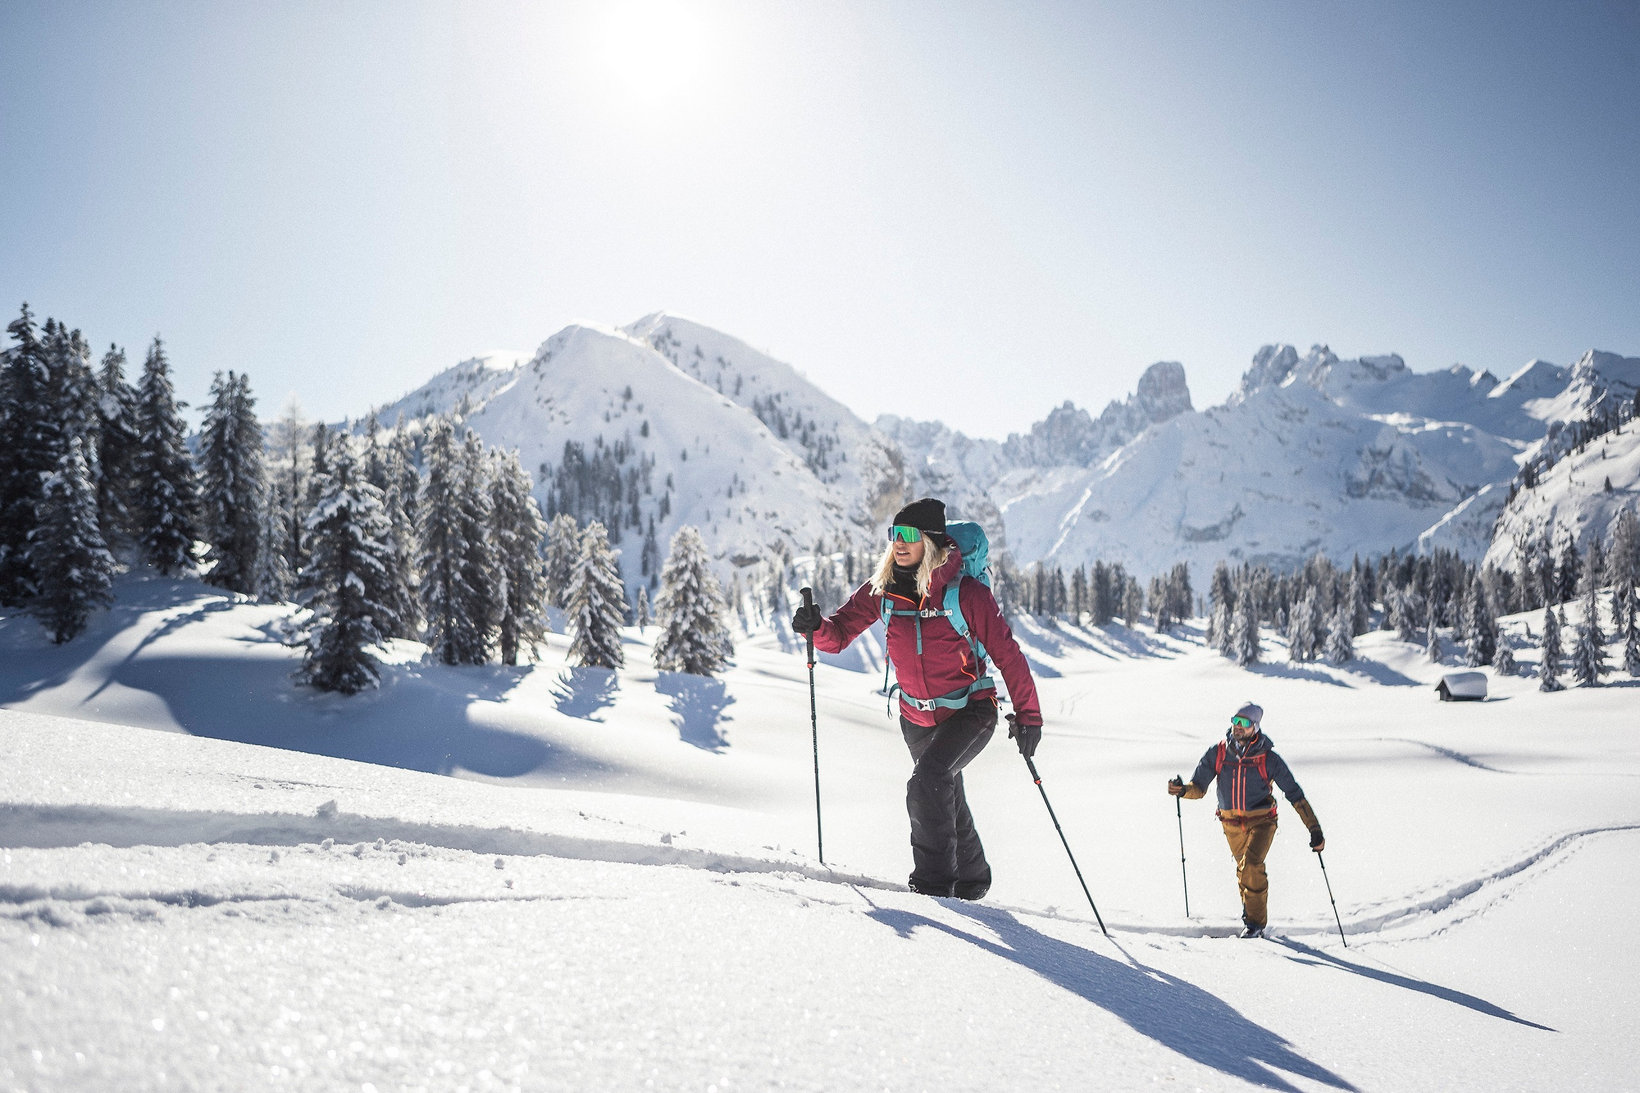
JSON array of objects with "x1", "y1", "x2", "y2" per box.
[
  {"x1": 1167, "y1": 776, "x2": 1186, "y2": 797},
  {"x1": 1309, "y1": 827, "x2": 1325, "y2": 852},
  {"x1": 1006, "y1": 714, "x2": 1042, "y2": 759},
  {"x1": 790, "y1": 604, "x2": 823, "y2": 635}
]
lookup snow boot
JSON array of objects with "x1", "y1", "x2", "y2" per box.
[
  {"x1": 908, "y1": 876, "x2": 954, "y2": 897},
  {"x1": 1239, "y1": 922, "x2": 1265, "y2": 939},
  {"x1": 953, "y1": 877, "x2": 990, "y2": 901}
]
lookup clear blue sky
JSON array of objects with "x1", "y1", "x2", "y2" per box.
[{"x1": 3, "y1": 0, "x2": 1637, "y2": 438}]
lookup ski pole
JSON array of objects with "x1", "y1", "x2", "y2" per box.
[
  {"x1": 1317, "y1": 850, "x2": 1346, "y2": 947},
  {"x1": 801, "y1": 587, "x2": 824, "y2": 866},
  {"x1": 1175, "y1": 788, "x2": 1191, "y2": 919},
  {"x1": 1024, "y1": 754, "x2": 1108, "y2": 937}
]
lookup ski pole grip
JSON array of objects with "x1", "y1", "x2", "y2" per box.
[{"x1": 800, "y1": 586, "x2": 814, "y2": 608}]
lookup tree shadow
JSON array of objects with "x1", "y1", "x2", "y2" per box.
[
  {"x1": 550, "y1": 666, "x2": 619, "y2": 721},
  {"x1": 863, "y1": 901, "x2": 1357, "y2": 1093},
  {"x1": 1271, "y1": 937, "x2": 1555, "y2": 1031},
  {"x1": 104, "y1": 656, "x2": 589, "y2": 781},
  {"x1": 655, "y1": 672, "x2": 735, "y2": 752}
]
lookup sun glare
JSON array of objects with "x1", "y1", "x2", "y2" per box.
[{"x1": 595, "y1": 1, "x2": 714, "y2": 110}]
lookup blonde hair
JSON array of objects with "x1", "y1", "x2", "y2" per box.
[{"x1": 869, "y1": 539, "x2": 950, "y2": 600}]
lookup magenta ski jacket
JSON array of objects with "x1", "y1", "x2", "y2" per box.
[{"x1": 811, "y1": 547, "x2": 1042, "y2": 728}]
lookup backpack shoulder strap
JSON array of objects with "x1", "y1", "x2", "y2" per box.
[
  {"x1": 944, "y1": 576, "x2": 989, "y2": 666},
  {"x1": 1215, "y1": 741, "x2": 1227, "y2": 773}
]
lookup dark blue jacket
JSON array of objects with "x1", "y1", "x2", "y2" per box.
[{"x1": 1189, "y1": 730, "x2": 1305, "y2": 813}]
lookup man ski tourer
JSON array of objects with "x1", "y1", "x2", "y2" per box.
[
  {"x1": 1167, "y1": 701, "x2": 1324, "y2": 937},
  {"x1": 790, "y1": 498, "x2": 1042, "y2": 900}
]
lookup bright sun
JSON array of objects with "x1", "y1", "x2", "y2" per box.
[{"x1": 595, "y1": 1, "x2": 714, "y2": 109}]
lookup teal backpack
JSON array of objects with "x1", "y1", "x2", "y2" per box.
[{"x1": 878, "y1": 520, "x2": 995, "y2": 714}]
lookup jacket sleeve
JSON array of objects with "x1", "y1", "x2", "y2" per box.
[
  {"x1": 1268, "y1": 751, "x2": 1307, "y2": 807},
  {"x1": 812, "y1": 582, "x2": 882, "y2": 654},
  {"x1": 962, "y1": 580, "x2": 1041, "y2": 724},
  {"x1": 1186, "y1": 745, "x2": 1220, "y2": 796}
]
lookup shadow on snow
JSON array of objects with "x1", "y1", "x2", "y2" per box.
[
  {"x1": 654, "y1": 671, "x2": 734, "y2": 752},
  {"x1": 863, "y1": 900, "x2": 1358, "y2": 1093},
  {"x1": 551, "y1": 667, "x2": 619, "y2": 722},
  {"x1": 1271, "y1": 937, "x2": 1555, "y2": 1031}
]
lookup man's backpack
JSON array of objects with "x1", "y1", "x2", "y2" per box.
[{"x1": 878, "y1": 520, "x2": 995, "y2": 713}]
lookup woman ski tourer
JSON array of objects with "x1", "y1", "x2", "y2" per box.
[
  {"x1": 790, "y1": 498, "x2": 1042, "y2": 900},
  {"x1": 1167, "y1": 701, "x2": 1324, "y2": 937}
]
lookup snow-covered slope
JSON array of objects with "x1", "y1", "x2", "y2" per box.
[
  {"x1": 4, "y1": 575, "x2": 1638, "y2": 1091},
  {"x1": 370, "y1": 322, "x2": 870, "y2": 576},
  {"x1": 623, "y1": 313, "x2": 909, "y2": 528}
]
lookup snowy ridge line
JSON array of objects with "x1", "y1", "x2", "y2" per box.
[
  {"x1": 1343, "y1": 823, "x2": 1640, "y2": 937},
  {"x1": 0, "y1": 803, "x2": 901, "y2": 894}
]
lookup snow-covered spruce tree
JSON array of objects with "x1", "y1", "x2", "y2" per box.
[
  {"x1": 634, "y1": 585, "x2": 651, "y2": 632},
  {"x1": 373, "y1": 430, "x2": 421, "y2": 640},
  {"x1": 1393, "y1": 587, "x2": 1422, "y2": 643},
  {"x1": 457, "y1": 430, "x2": 500, "y2": 654},
  {"x1": 251, "y1": 479, "x2": 295, "y2": 603},
  {"x1": 1121, "y1": 575, "x2": 1145, "y2": 629},
  {"x1": 1570, "y1": 583, "x2": 1606, "y2": 688},
  {"x1": 1346, "y1": 567, "x2": 1370, "y2": 636},
  {"x1": 417, "y1": 420, "x2": 488, "y2": 665},
  {"x1": 0, "y1": 303, "x2": 61, "y2": 604},
  {"x1": 1493, "y1": 634, "x2": 1518, "y2": 677},
  {"x1": 265, "y1": 402, "x2": 311, "y2": 576},
  {"x1": 653, "y1": 525, "x2": 733, "y2": 676},
  {"x1": 298, "y1": 439, "x2": 396, "y2": 694},
  {"x1": 198, "y1": 371, "x2": 265, "y2": 595},
  {"x1": 1514, "y1": 537, "x2": 1540, "y2": 614},
  {"x1": 1607, "y1": 507, "x2": 1639, "y2": 590},
  {"x1": 44, "y1": 323, "x2": 100, "y2": 456},
  {"x1": 1464, "y1": 576, "x2": 1498, "y2": 667},
  {"x1": 1230, "y1": 582, "x2": 1260, "y2": 667},
  {"x1": 487, "y1": 448, "x2": 550, "y2": 665},
  {"x1": 1424, "y1": 606, "x2": 1442, "y2": 664},
  {"x1": 1538, "y1": 605, "x2": 1564, "y2": 692},
  {"x1": 1288, "y1": 587, "x2": 1322, "y2": 663},
  {"x1": 1623, "y1": 587, "x2": 1640, "y2": 679},
  {"x1": 29, "y1": 439, "x2": 116, "y2": 642},
  {"x1": 1207, "y1": 562, "x2": 1235, "y2": 655},
  {"x1": 94, "y1": 344, "x2": 142, "y2": 546},
  {"x1": 1554, "y1": 536, "x2": 1580, "y2": 606},
  {"x1": 543, "y1": 512, "x2": 582, "y2": 610},
  {"x1": 1325, "y1": 604, "x2": 1354, "y2": 664},
  {"x1": 1148, "y1": 574, "x2": 1172, "y2": 633},
  {"x1": 567, "y1": 521, "x2": 627, "y2": 669},
  {"x1": 132, "y1": 337, "x2": 200, "y2": 575}
]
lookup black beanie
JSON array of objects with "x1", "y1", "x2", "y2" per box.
[{"x1": 892, "y1": 497, "x2": 946, "y2": 539}]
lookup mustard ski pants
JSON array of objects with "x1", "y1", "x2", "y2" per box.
[{"x1": 1219, "y1": 811, "x2": 1278, "y2": 928}]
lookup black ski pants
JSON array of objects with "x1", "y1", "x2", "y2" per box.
[{"x1": 901, "y1": 700, "x2": 996, "y2": 895}]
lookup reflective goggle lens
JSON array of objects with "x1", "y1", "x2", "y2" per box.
[
  {"x1": 888, "y1": 525, "x2": 923, "y2": 543},
  {"x1": 1231, "y1": 716, "x2": 1255, "y2": 729}
]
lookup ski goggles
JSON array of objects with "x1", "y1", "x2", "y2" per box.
[
  {"x1": 1230, "y1": 715, "x2": 1257, "y2": 730},
  {"x1": 888, "y1": 525, "x2": 924, "y2": 543}
]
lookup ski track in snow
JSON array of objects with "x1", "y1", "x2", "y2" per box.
[{"x1": 7, "y1": 799, "x2": 1635, "y2": 948}]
